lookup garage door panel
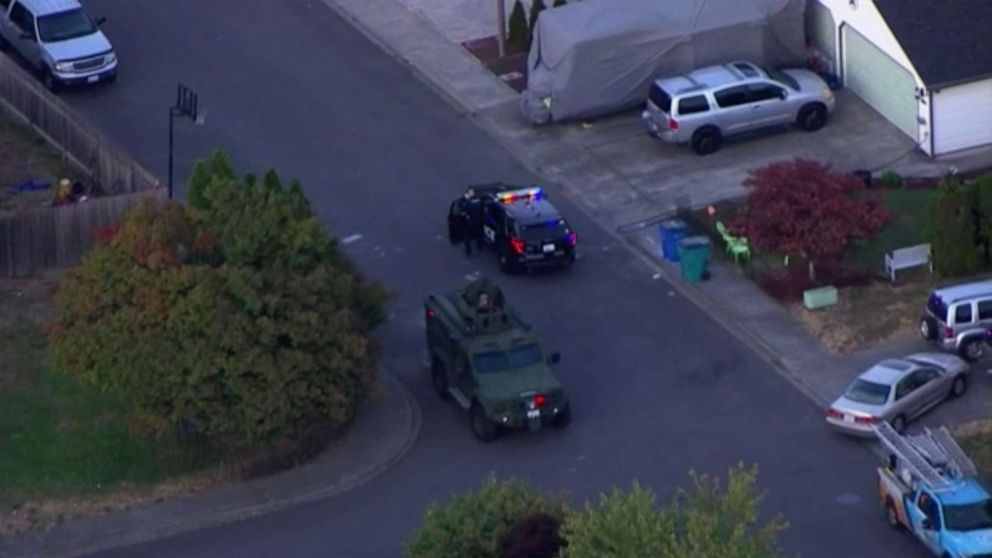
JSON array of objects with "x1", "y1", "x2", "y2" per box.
[
  {"x1": 934, "y1": 79, "x2": 992, "y2": 154},
  {"x1": 843, "y1": 26, "x2": 918, "y2": 139}
]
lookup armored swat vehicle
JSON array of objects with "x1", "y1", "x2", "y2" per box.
[{"x1": 424, "y1": 278, "x2": 571, "y2": 441}]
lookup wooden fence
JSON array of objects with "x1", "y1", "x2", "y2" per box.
[
  {"x1": 0, "y1": 52, "x2": 159, "y2": 195},
  {"x1": 0, "y1": 188, "x2": 167, "y2": 278}
]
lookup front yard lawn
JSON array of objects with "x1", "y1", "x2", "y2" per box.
[
  {"x1": 0, "y1": 278, "x2": 224, "y2": 534},
  {"x1": 846, "y1": 188, "x2": 935, "y2": 274}
]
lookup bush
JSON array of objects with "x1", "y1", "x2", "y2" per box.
[
  {"x1": 732, "y1": 158, "x2": 891, "y2": 281},
  {"x1": 405, "y1": 475, "x2": 568, "y2": 558},
  {"x1": 499, "y1": 512, "x2": 565, "y2": 558},
  {"x1": 930, "y1": 178, "x2": 982, "y2": 277},
  {"x1": 754, "y1": 263, "x2": 874, "y2": 303},
  {"x1": 973, "y1": 174, "x2": 992, "y2": 263},
  {"x1": 880, "y1": 170, "x2": 902, "y2": 188},
  {"x1": 562, "y1": 464, "x2": 788, "y2": 558},
  {"x1": 528, "y1": 0, "x2": 547, "y2": 47},
  {"x1": 51, "y1": 150, "x2": 387, "y2": 449},
  {"x1": 507, "y1": 0, "x2": 529, "y2": 54}
]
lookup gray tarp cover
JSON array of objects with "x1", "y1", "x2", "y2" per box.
[{"x1": 521, "y1": 0, "x2": 807, "y2": 124}]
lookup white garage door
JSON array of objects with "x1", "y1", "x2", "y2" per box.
[
  {"x1": 843, "y1": 26, "x2": 918, "y2": 139},
  {"x1": 933, "y1": 79, "x2": 992, "y2": 154}
]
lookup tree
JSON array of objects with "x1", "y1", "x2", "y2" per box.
[
  {"x1": 971, "y1": 173, "x2": 992, "y2": 263},
  {"x1": 405, "y1": 475, "x2": 568, "y2": 558},
  {"x1": 507, "y1": 0, "x2": 529, "y2": 54},
  {"x1": 500, "y1": 513, "x2": 566, "y2": 558},
  {"x1": 51, "y1": 150, "x2": 387, "y2": 448},
  {"x1": 733, "y1": 158, "x2": 890, "y2": 281},
  {"x1": 528, "y1": 0, "x2": 547, "y2": 47},
  {"x1": 562, "y1": 464, "x2": 788, "y2": 558},
  {"x1": 931, "y1": 177, "x2": 982, "y2": 277}
]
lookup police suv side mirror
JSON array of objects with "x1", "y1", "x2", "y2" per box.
[{"x1": 548, "y1": 352, "x2": 561, "y2": 365}]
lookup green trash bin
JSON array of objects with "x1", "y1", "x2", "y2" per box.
[{"x1": 677, "y1": 236, "x2": 711, "y2": 283}]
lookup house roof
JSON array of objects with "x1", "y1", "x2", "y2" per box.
[{"x1": 874, "y1": 0, "x2": 992, "y2": 88}]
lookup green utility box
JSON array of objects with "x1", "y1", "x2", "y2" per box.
[
  {"x1": 677, "y1": 236, "x2": 711, "y2": 284},
  {"x1": 803, "y1": 286, "x2": 838, "y2": 310}
]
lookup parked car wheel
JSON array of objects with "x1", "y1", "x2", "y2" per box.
[
  {"x1": 919, "y1": 316, "x2": 938, "y2": 340},
  {"x1": 691, "y1": 127, "x2": 722, "y2": 155},
  {"x1": 41, "y1": 67, "x2": 60, "y2": 92},
  {"x1": 885, "y1": 498, "x2": 903, "y2": 531},
  {"x1": 470, "y1": 402, "x2": 497, "y2": 442},
  {"x1": 951, "y1": 374, "x2": 968, "y2": 398},
  {"x1": 431, "y1": 356, "x2": 451, "y2": 401},
  {"x1": 890, "y1": 414, "x2": 906, "y2": 434},
  {"x1": 796, "y1": 104, "x2": 827, "y2": 132},
  {"x1": 958, "y1": 339, "x2": 985, "y2": 362}
]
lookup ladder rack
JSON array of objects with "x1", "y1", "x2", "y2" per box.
[{"x1": 873, "y1": 422, "x2": 976, "y2": 492}]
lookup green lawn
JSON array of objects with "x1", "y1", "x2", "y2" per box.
[
  {"x1": 847, "y1": 188, "x2": 936, "y2": 273},
  {"x1": 0, "y1": 326, "x2": 221, "y2": 509}
]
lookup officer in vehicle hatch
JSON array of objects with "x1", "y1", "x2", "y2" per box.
[{"x1": 459, "y1": 187, "x2": 484, "y2": 256}]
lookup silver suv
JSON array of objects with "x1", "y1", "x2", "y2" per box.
[
  {"x1": 0, "y1": 0, "x2": 117, "y2": 91},
  {"x1": 641, "y1": 60, "x2": 835, "y2": 155},
  {"x1": 919, "y1": 281, "x2": 992, "y2": 362}
]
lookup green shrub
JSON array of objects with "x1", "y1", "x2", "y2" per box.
[
  {"x1": 405, "y1": 475, "x2": 568, "y2": 558},
  {"x1": 930, "y1": 178, "x2": 982, "y2": 277},
  {"x1": 507, "y1": 0, "x2": 529, "y2": 54},
  {"x1": 51, "y1": 150, "x2": 387, "y2": 449},
  {"x1": 528, "y1": 0, "x2": 547, "y2": 47},
  {"x1": 880, "y1": 170, "x2": 902, "y2": 188},
  {"x1": 562, "y1": 463, "x2": 788, "y2": 558}
]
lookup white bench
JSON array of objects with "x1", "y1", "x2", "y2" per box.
[{"x1": 885, "y1": 243, "x2": 932, "y2": 282}]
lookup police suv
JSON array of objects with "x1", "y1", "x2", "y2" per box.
[{"x1": 447, "y1": 184, "x2": 577, "y2": 273}]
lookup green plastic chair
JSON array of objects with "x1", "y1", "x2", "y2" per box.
[{"x1": 715, "y1": 221, "x2": 751, "y2": 264}]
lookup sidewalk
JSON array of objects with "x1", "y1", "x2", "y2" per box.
[
  {"x1": 320, "y1": 0, "x2": 992, "y2": 426},
  {"x1": 0, "y1": 369, "x2": 421, "y2": 558}
]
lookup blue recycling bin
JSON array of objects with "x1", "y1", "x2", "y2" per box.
[{"x1": 659, "y1": 219, "x2": 687, "y2": 262}]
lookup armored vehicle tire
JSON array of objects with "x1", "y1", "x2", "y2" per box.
[
  {"x1": 691, "y1": 127, "x2": 721, "y2": 156},
  {"x1": 431, "y1": 356, "x2": 452, "y2": 401},
  {"x1": 551, "y1": 403, "x2": 572, "y2": 428},
  {"x1": 796, "y1": 103, "x2": 827, "y2": 132},
  {"x1": 951, "y1": 374, "x2": 968, "y2": 398},
  {"x1": 470, "y1": 402, "x2": 498, "y2": 442},
  {"x1": 919, "y1": 316, "x2": 938, "y2": 340},
  {"x1": 958, "y1": 338, "x2": 985, "y2": 362}
]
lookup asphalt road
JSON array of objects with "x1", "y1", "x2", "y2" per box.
[{"x1": 62, "y1": 1, "x2": 924, "y2": 556}]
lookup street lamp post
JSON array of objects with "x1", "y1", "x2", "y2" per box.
[{"x1": 168, "y1": 83, "x2": 201, "y2": 199}]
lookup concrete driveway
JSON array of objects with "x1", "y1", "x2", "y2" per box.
[{"x1": 477, "y1": 89, "x2": 928, "y2": 231}]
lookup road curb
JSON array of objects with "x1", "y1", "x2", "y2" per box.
[{"x1": 0, "y1": 367, "x2": 421, "y2": 558}]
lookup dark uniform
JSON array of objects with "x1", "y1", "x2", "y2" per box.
[{"x1": 460, "y1": 196, "x2": 484, "y2": 256}]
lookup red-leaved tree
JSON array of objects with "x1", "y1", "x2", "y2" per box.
[{"x1": 732, "y1": 159, "x2": 891, "y2": 281}]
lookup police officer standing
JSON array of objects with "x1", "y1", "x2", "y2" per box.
[{"x1": 460, "y1": 187, "x2": 484, "y2": 256}]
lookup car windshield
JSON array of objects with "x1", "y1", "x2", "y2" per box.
[
  {"x1": 520, "y1": 220, "x2": 568, "y2": 242},
  {"x1": 944, "y1": 500, "x2": 992, "y2": 531},
  {"x1": 37, "y1": 9, "x2": 97, "y2": 43},
  {"x1": 844, "y1": 379, "x2": 891, "y2": 405},
  {"x1": 473, "y1": 344, "x2": 543, "y2": 374},
  {"x1": 765, "y1": 69, "x2": 799, "y2": 91}
]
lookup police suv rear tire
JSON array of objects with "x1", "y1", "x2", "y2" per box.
[
  {"x1": 470, "y1": 402, "x2": 497, "y2": 442},
  {"x1": 498, "y1": 250, "x2": 516, "y2": 274},
  {"x1": 431, "y1": 356, "x2": 451, "y2": 401},
  {"x1": 919, "y1": 316, "x2": 938, "y2": 340}
]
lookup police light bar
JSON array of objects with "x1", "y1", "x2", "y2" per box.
[{"x1": 497, "y1": 186, "x2": 543, "y2": 203}]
